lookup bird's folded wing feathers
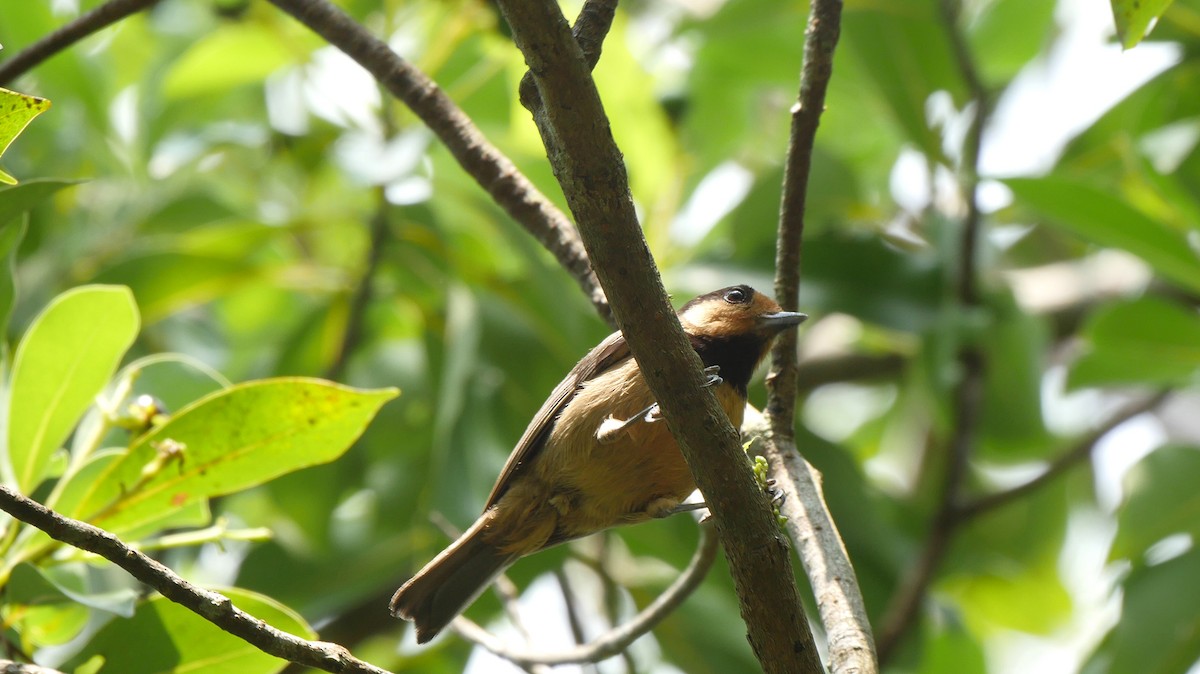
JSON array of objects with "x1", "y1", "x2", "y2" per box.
[{"x1": 483, "y1": 330, "x2": 631, "y2": 509}]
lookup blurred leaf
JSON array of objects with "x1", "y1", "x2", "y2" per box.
[
  {"x1": 92, "y1": 252, "x2": 264, "y2": 324},
  {"x1": 1112, "y1": 0, "x2": 1176, "y2": 48},
  {"x1": 0, "y1": 218, "x2": 25, "y2": 339},
  {"x1": 1069, "y1": 298, "x2": 1200, "y2": 389},
  {"x1": 918, "y1": 622, "x2": 987, "y2": 674},
  {"x1": 75, "y1": 378, "x2": 398, "y2": 535},
  {"x1": 842, "y1": 0, "x2": 963, "y2": 160},
  {"x1": 800, "y1": 234, "x2": 945, "y2": 332},
  {"x1": 969, "y1": 0, "x2": 1056, "y2": 84},
  {"x1": 6, "y1": 286, "x2": 139, "y2": 494},
  {"x1": 1007, "y1": 176, "x2": 1200, "y2": 294},
  {"x1": 71, "y1": 588, "x2": 315, "y2": 674},
  {"x1": 0, "y1": 179, "x2": 79, "y2": 228},
  {"x1": 0, "y1": 87, "x2": 50, "y2": 184},
  {"x1": 1112, "y1": 445, "x2": 1200, "y2": 562},
  {"x1": 1085, "y1": 546, "x2": 1200, "y2": 674},
  {"x1": 8, "y1": 564, "x2": 137, "y2": 618},
  {"x1": 163, "y1": 24, "x2": 303, "y2": 99},
  {"x1": 942, "y1": 554, "x2": 1072, "y2": 633},
  {"x1": 978, "y1": 296, "x2": 1050, "y2": 459}
]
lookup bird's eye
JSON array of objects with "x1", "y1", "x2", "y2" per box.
[{"x1": 723, "y1": 288, "x2": 748, "y2": 304}]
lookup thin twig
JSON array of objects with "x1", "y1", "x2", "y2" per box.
[
  {"x1": 0, "y1": 661, "x2": 65, "y2": 674},
  {"x1": 0, "y1": 487, "x2": 392, "y2": 674},
  {"x1": 265, "y1": 0, "x2": 610, "y2": 324},
  {"x1": 493, "y1": 0, "x2": 819, "y2": 670},
  {"x1": 554, "y1": 568, "x2": 601, "y2": 674},
  {"x1": 745, "y1": 408, "x2": 876, "y2": 674},
  {"x1": 877, "y1": 3, "x2": 991, "y2": 662},
  {"x1": 759, "y1": 0, "x2": 869, "y2": 672},
  {"x1": 0, "y1": 0, "x2": 161, "y2": 86},
  {"x1": 451, "y1": 524, "x2": 719, "y2": 668},
  {"x1": 956, "y1": 391, "x2": 1170, "y2": 519}
]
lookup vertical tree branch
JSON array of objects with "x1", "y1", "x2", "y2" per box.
[
  {"x1": 0, "y1": 0, "x2": 162, "y2": 86},
  {"x1": 326, "y1": 190, "x2": 389, "y2": 380},
  {"x1": 757, "y1": 1, "x2": 875, "y2": 673},
  {"x1": 491, "y1": 1, "x2": 820, "y2": 671},
  {"x1": 266, "y1": 0, "x2": 610, "y2": 324},
  {"x1": 876, "y1": 0, "x2": 990, "y2": 662}
]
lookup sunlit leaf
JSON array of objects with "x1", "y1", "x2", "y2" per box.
[
  {"x1": 1111, "y1": 445, "x2": 1200, "y2": 562},
  {"x1": 0, "y1": 179, "x2": 79, "y2": 228},
  {"x1": 1111, "y1": 0, "x2": 1175, "y2": 49},
  {"x1": 0, "y1": 87, "x2": 50, "y2": 185},
  {"x1": 6, "y1": 286, "x2": 140, "y2": 494},
  {"x1": 70, "y1": 588, "x2": 315, "y2": 674},
  {"x1": 163, "y1": 24, "x2": 305, "y2": 98},
  {"x1": 74, "y1": 378, "x2": 398, "y2": 534},
  {"x1": 1069, "y1": 298, "x2": 1200, "y2": 389},
  {"x1": 1007, "y1": 176, "x2": 1200, "y2": 294}
]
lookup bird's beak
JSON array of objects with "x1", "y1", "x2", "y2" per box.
[{"x1": 757, "y1": 311, "x2": 808, "y2": 333}]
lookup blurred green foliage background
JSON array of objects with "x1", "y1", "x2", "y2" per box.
[{"x1": 2, "y1": 0, "x2": 1200, "y2": 672}]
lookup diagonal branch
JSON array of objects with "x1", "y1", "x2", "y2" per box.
[
  {"x1": 451, "y1": 523, "x2": 719, "y2": 668},
  {"x1": 266, "y1": 0, "x2": 610, "y2": 324},
  {"x1": 0, "y1": 0, "x2": 162, "y2": 86},
  {"x1": 956, "y1": 391, "x2": 1170, "y2": 519},
  {"x1": 0, "y1": 487, "x2": 392, "y2": 674}
]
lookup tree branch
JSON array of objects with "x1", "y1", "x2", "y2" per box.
[
  {"x1": 877, "y1": 4, "x2": 992, "y2": 661},
  {"x1": 0, "y1": 661, "x2": 64, "y2": 674},
  {"x1": 265, "y1": 0, "x2": 610, "y2": 324},
  {"x1": 326, "y1": 190, "x2": 389, "y2": 380},
  {"x1": 0, "y1": 0, "x2": 161, "y2": 87},
  {"x1": 757, "y1": 0, "x2": 871, "y2": 673},
  {"x1": 451, "y1": 523, "x2": 719, "y2": 668},
  {"x1": 0, "y1": 487, "x2": 392, "y2": 674},
  {"x1": 492, "y1": 1, "x2": 819, "y2": 671},
  {"x1": 955, "y1": 391, "x2": 1170, "y2": 519}
]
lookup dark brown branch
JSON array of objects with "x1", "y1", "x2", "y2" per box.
[
  {"x1": 877, "y1": 4, "x2": 992, "y2": 662},
  {"x1": 758, "y1": 0, "x2": 869, "y2": 672},
  {"x1": 265, "y1": 0, "x2": 610, "y2": 325},
  {"x1": 796, "y1": 352, "x2": 907, "y2": 393},
  {"x1": 0, "y1": 0, "x2": 161, "y2": 86},
  {"x1": 0, "y1": 661, "x2": 64, "y2": 674},
  {"x1": 518, "y1": 0, "x2": 617, "y2": 115},
  {"x1": 0, "y1": 487, "x2": 392, "y2": 674},
  {"x1": 956, "y1": 392, "x2": 1170, "y2": 519},
  {"x1": 492, "y1": 1, "x2": 819, "y2": 671},
  {"x1": 452, "y1": 524, "x2": 719, "y2": 667}
]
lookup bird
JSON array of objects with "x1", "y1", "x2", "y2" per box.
[{"x1": 390, "y1": 284, "x2": 807, "y2": 643}]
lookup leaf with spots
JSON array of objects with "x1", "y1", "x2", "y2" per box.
[
  {"x1": 0, "y1": 87, "x2": 50, "y2": 185},
  {"x1": 1111, "y1": 0, "x2": 1175, "y2": 49},
  {"x1": 72, "y1": 378, "x2": 398, "y2": 535}
]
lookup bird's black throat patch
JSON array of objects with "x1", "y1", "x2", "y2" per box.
[{"x1": 688, "y1": 332, "x2": 768, "y2": 395}]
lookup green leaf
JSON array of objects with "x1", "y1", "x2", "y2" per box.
[
  {"x1": 74, "y1": 378, "x2": 397, "y2": 534},
  {"x1": 1111, "y1": 0, "x2": 1176, "y2": 49},
  {"x1": 163, "y1": 24, "x2": 302, "y2": 99},
  {"x1": 0, "y1": 87, "x2": 50, "y2": 185},
  {"x1": 1086, "y1": 546, "x2": 1200, "y2": 674},
  {"x1": 1111, "y1": 445, "x2": 1200, "y2": 561},
  {"x1": 0, "y1": 179, "x2": 79, "y2": 228},
  {"x1": 942, "y1": 554, "x2": 1072, "y2": 633},
  {"x1": 1007, "y1": 176, "x2": 1200, "y2": 294},
  {"x1": 70, "y1": 588, "x2": 315, "y2": 674},
  {"x1": 5, "y1": 286, "x2": 140, "y2": 494},
  {"x1": 0, "y1": 217, "x2": 25, "y2": 340},
  {"x1": 1068, "y1": 298, "x2": 1200, "y2": 389},
  {"x1": 918, "y1": 623, "x2": 987, "y2": 674},
  {"x1": 8, "y1": 564, "x2": 137, "y2": 618},
  {"x1": 842, "y1": 0, "x2": 964, "y2": 161},
  {"x1": 978, "y1": 297, "x2": 1050, "y2": 459},
  {"x1": 91, "y1": 252, "x2": 263, "y2": 323},
  {"x1": 969, "y1": 0, "x2": 1056, "y2": 84}
]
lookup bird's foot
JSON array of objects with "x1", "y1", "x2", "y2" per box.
[
  {"x1": 702, "y1": 365, "x2": 722, "y2": 388},
  {"x1": 595, "y1": 402, "x2": 662, "y2": 444}
]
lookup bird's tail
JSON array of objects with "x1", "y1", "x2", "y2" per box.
[{"x1": 390, "y1": 513, "x2": 514, "y2": 643}]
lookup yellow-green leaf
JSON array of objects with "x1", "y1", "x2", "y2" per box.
[{"x1": 0, "y1": 87, "x2": 50, "y2": 185}]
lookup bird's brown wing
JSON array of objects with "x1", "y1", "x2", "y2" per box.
[{"x1": 483, "y1": 330, "x2": 631, "y2": 510}]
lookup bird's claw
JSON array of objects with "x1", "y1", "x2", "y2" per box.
[
  {"x1": 702, "y1": 365, "x2": 723, "y2": 388},
  {"x1": 595, "y1": 402, "x2": 662, "y2": 444}
]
